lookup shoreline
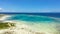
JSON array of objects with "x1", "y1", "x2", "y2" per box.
[
  {"x1": 0, "y1": 14, "x2": 11, "y2": 21},
  {"x1": 0, "y1": 14, "x2": 59, "y2": 34}
]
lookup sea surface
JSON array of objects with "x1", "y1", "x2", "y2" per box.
[
  {"x1": 0, "y1": 13, "x2": 60, "y2": 18},
  {"x1": 6, "y1": 13, "x2": 60, "y2": 22},
  {"x1": 3, "y1": 13, "x2": 60, "y2": 34}
]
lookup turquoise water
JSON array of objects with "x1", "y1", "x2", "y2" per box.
[
  {"x1": 7, "y1": 14, "x2": 57, "y2": 22},
  {"x1": 6, "y1": 14, "x2": 60, "y2": 34}
]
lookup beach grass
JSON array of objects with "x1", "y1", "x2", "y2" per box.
[{"x1": 0, "y1": 22, "x2": 15, "y2": 29}]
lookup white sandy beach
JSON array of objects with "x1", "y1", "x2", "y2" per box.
[{"x1": 0, "y1": 21, "x2": 59, "y2": 34}]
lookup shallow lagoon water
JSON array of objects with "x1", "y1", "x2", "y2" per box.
[
  {"x1": 8, "y1": 14, "x2": 60, "y2": 32},
  {"x1": 2, "y1": 14, "x2": 60, "y2": 34}
]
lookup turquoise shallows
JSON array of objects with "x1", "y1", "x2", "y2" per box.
[{"x1": 7, "y1": 14, "x2": 56, "y2": 22}]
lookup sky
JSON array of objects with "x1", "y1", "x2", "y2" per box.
[{"x1": 0, "y1": 0, "x2": 60, "y2": 13}]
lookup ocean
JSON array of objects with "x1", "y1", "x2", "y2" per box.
[
  {"x1": 0, "y1": 13, "x2": 60, "y2": 34},
  {"x1": 0, "y1": 13, "x2": 60, "y2": 18}
]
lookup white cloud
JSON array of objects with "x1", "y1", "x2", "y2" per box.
[
  {"x1": 0, "y1": 8, "x2": 3, "y2": 11},
  {"x1": 0, "y1": 8, "x2": 15, "y2": 12}
]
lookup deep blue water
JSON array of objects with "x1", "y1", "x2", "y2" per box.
[{"x1": 0, "y1": 13, "x2": 60, "y2": 18}]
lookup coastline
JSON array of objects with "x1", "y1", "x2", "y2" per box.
[
  {"x1": 0, "y1": 14, "x2": 11, "y2": 21},
  {"x1": 0, "y1": 14, "x2": 59, "y2": 34}
]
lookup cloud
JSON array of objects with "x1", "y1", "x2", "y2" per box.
[
  {"x1": 0, "y1": 8, "x2": 15, "y2": 12},
  {"x1": 0, "y1": 8, "x2": 3, "y2": 11}
]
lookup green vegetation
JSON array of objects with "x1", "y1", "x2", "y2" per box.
[
  {"x1": 0, "y1": 14, "x2": 15, "y2": 29},
  {"x1": 0, "y1": 22, "x2": 15, "y2": 29}
]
